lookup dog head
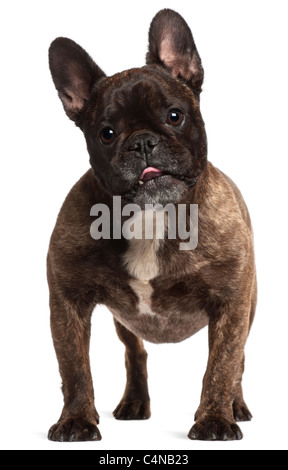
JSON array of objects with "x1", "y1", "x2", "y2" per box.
[{"x1": 49, "y1": 9, "x2": 207, "y2": 207}]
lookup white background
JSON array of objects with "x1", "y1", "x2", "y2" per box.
[{"x1": 0, "y1": 0, "x2": 287, "y2": 451}]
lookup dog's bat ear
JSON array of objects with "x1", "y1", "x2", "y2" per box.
[
  {"x1": 146, "y1": 9, "x2": 204, "y2": 93},
  {"x1": 49, "y1": 38, "x2": 105, "y2": 122}
]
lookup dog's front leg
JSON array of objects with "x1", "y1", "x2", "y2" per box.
[
  {"x1": 189, "y1": 300, "x2": 250, "y2": 441},
  {"x1": 48, "y1": 290, "x2": 101, "y2": 442}
]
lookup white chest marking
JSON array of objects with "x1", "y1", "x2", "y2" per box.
[
  {"x1": 122, "y1": 209, "x2": 167, "y2": 282},
  {"x1": 129, "y1": 278, "x2": 155, "y2": 316},
  {"x1": 123, "y1": 237, "x2": 160, "y2": 282},
  {"x1": 122, "y1": 211, "x2": 165, "y2": 317}
]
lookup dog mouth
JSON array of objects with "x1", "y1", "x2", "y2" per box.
[
  {"x1": 122, "y1": 165, "x2": 198, "y2": 201},
  {"x1": 137, "y1": 166, "x2": 198, "y2": 188},
  {"x1": 138, "y1": 167, "x2": 164, "y2": 185}
]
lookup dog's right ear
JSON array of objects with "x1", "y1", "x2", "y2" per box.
[{"x1": 49, "y1": 38, "x2": 105, "y2": 122}]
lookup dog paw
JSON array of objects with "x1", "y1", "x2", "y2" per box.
[
  {"x1": 113, "y1": 399, "x2": 151, "y2": 420},
  {"x1": 233, "y1": 398, "x2": 253, "y2": 422},
  {"x1": 48, "y1": 417, "x2": 102, "y2": 442},
  {"x1": 188, "y1": 415, "x2": 243, "y2": 441}
]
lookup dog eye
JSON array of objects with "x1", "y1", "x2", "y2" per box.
[
  {"x1": 167, "y1": 109, "x2": 184, "y2": 127},
  {"x1": 100, "y1": 127, "x2": 115, "y2": 144}
]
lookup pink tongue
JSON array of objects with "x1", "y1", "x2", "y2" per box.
[{"x1": 140, "y1": 167, "x2": 163, "y2": 182}]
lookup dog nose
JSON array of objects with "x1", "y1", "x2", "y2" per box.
[{"x1": 128, "y1": 132, "x2": 160, "y2": 157}]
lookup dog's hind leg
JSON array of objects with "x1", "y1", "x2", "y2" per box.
[{"x1": 113, "y1": 319, "x2": 151, "y2": 420}]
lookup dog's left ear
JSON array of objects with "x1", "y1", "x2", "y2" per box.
[{"x1": 146, "y1": 9, "x2": 204, "y2": 93}]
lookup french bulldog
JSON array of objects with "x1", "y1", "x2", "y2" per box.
[{"x1": 47, "y1": 9, "x2": 257, "y2": 442}]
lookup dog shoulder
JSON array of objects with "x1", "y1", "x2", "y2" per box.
[
  {"x1": 196, "y1": 163, "x2": 254, "y2": 272},
  {"x1": 204, "y1": 162, "x2": 252, "y2": 231},
  {"x1": 219, "y1": 170, "x2": 252, "y2": 230},
  {"x1": 48, "y1": 169, "x2": 102, "y2": 254},
  {"x1": 54, "y1": 169, "x2": 100, "y2": 225}
]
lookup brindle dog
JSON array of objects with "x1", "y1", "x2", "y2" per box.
[{"x1": 47, "y1": 9, "x2": 256, "y2": 442}]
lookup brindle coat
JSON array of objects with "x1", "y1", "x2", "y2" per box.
[{"x1": 47, "y1": 9, "x2": 256, "y2": 442}]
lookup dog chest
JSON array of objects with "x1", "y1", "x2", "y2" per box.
[{"x1": 122, "y1": 231, "x2": 161, "y2": 283}]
